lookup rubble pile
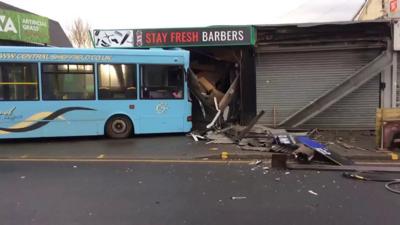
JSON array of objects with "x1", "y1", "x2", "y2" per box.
[
  {"x1": 190, "y1": 113, "x2": 335, "y2": 164},
  {"x1": 188, "y1": 62, "x2": 375, "y2": 166}
]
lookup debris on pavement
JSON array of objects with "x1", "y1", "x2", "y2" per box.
[
  {"x1": 188, "y1": 95, "x2": 383, "y2": 169},
  {"x1": 205, "y1": 133, "x2": 234, "y2": 144},
  {"x1": 296, "y1": 136, "x2": 354, "y2": 166},
  {"x1": 293, "y1": 144, "x2": 315, "y2": 163},
  {"x1": 249, "y1": 160, "x2": 263, "y2": 166},
  {"x1": 250, "y1": 167, "x2": 259, "y2": 171},
  {"x1": 231, "y1": 196, "x2": 247, "y2": 200},
  {"x1": 190, "y1": 133, "x2": 205, "y2": 142},
  {"x1": 221, "y1": 152, "x2": 229, "y2": 160},
  {"x1": 308, "y1": 190, "x2": 318, "y2": 196}
]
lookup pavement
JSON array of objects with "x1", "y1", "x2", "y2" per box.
[
  {"x1": 0, "y1": 134, "x2": 398, "y2": 164},
  {"x1": 0, "y1": 161, "x2": 399, "y2": 225}
]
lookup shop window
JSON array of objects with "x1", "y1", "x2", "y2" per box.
[
  {"x1": 141, "y1": 65, "x2": 184, "y2": 99},
  {"x1": 98, "y1": 64, "x2": 137, "y2": 99},
  {"x1": 42, "y1": 63, "x2": 94, "y2": 100},
  {"x1": 0, "y1": 63, "x2": 38, "y2": 101}
]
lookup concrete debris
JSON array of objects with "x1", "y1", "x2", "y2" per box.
[
  {"x1": 240, "y1": 146, "x2": 270, "y2": 152},
  {"x1": 189, "y1": 65, "x2": 378, "y2": 169},
  {"x1": 336, "y1": 140, "x2": 354, "y2": 149},
  {"x1": 205, "y1": 133, "x2": 234, "y2": 144}
]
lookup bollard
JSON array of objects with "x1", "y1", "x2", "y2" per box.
[{"x1": 271, "y1": 154, "x2": 287, "y2": 169}]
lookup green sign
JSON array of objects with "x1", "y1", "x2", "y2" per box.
[{"x1": 0, "y1": 9, "x2": 49, "y2": 44}]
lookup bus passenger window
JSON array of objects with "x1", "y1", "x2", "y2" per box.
[
  {"x1": 0, "y1": 63, "x2": 38, "y2": 101},
  {"x1": 140, "y1": 65, "x2": 184, "y2": 99},
  {"x1": 98, "y1": 64, "x2": 137, "y2": 100},
  {"x1": 42, "y1": 63, "x2": 95, "y2": 100}
]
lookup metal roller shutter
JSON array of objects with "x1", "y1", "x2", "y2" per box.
[{"x1": 256, "y1": 49, "x2": 381, "y2": 129}]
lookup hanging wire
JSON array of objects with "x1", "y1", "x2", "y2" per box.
[
  {"x1": 385, "y1": 180, "x2": 400, "y2": 194},
  {"x1": 343, "y1": 172, "x2": 400, "y2": 195}
]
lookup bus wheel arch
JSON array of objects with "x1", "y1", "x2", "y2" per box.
[{"x1": 105, "y1": 114, "x2": 134, "y2": 139}]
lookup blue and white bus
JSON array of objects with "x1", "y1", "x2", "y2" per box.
[{"x1": 0, "y1": 47, "x2": 192, "y2": 139}]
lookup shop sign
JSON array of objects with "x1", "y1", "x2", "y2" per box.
[
  {"x1": 93, "y1": 26, "x2": 255, "y2": 48},
  {"x1": 0, "y1": 8, "x2": 49, "y2": 44}
]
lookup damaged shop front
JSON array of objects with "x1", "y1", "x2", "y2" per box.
[
  {"x1": 91, "y1": 21, "x2": 400, "y2": 165},
  {"x1": 233, "y1": 21, "x2": 399, "y2": 162},
  {"x1": 92, "y1": 26, "x2": 257, "y2": 130}
]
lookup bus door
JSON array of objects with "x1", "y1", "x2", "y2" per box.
[{"x1": 139, "y1": 65, "x2": 186, "y2": 133}]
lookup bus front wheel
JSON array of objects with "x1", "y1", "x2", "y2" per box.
[{"x1": 105, "y1": 116, "x2": 133, "y2": 139}]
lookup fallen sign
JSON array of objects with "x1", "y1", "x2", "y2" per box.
[{"x1": 296, "y1": 136, "x2": 354, "y2": 166}]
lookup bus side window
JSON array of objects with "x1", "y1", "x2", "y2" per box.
[
  {"x1": 98, "y1": 64, "x2": 137, "y2": 100},
  {"x1": 0, "y1": 63, "x2": 39, "y2": 101},
  {"x1": 140, "y1": 65, "x2": 184, "y2": 99},
  {"x1": 42, "y1": 63, "x2": 95, "y2": 100}
]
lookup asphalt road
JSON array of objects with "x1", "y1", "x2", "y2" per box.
[
  {"x1": 1, "y1": 161, "x2": 399, "y2": 225},
  {"x1": 0, "y1": 135, "x2": 265, "y2": 160}
]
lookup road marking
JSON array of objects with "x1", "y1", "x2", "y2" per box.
[
  {"x1": 97, "y1": 154, "x2": 105, "y2": 159},
  {"x1": 0, "y1": 82, "x2": 37, "y2": 85},
  {"x1": 0, "y1": 158, "x2": 252, "y2": 164}
]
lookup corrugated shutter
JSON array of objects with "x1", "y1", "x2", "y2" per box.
[{"x1": 256, "y1": 49, "x2": 381, "y2": 129}]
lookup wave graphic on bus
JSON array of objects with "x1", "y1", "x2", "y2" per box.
[{"x1": 0, "y1": 107, "x2": 95, "y2": 134}]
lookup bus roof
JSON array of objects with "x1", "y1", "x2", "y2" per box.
[
  {"x1": 0, "y1": 46, "x2": 189, "y2": 57},
  {"x1": 0, "y1": 46, "x2": 190, "y2": 65}
]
